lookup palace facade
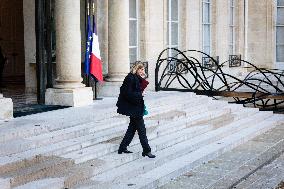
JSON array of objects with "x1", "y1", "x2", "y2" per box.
[{"x1": 0, "y1": 0, "x2": 282, "y2": 119}]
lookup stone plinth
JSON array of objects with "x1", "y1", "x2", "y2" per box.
[
  {"x1": 45, "y1": 0, "x2": 93, "y2": 107},
  {"x1": 0, "y1": 96, "x2": 13, "y2": 120},
  {"x1": 97, "y1": 81, "x2": 122, "y2": 97},
  {"x1": 45, "y1": 87, "x2": 93, "y2": 107}
]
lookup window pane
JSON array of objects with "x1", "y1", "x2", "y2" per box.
[
  {"x1": 230, "y1": 0, "x2": 234, "y2": 7},
  {"x1": 278, "y1": 0, "x2": 284, "y2": 6},
  {"x1": 171, "y1": 0, "x2": 178, "y2": 21},
  {"x1": 129, "y1": 0, "x2": 137, "y2": 18},
  {"x1": 203, "y1": 25, "x2": 210, "y2": 46},
  {"x1": 129, "y1": 20, "x2": 137, "y2": 46},
  {"x1": 277, "y1": 8, "x2": 284, "y2": 25},
  {"x1": 277, "y1": 26, "x2": 284, "y2": 44},
  {"x1": 171, "y1": 22, "x2": 178, "y2": 45},
  {"x1": 277, "y1": 45, "x2": 284, "y2": 62},
  {"x1": 167, "y1": 22, "x2": 170, "y2": 45},
  {"x1": 129, "y1": 47, "x2": 137, "y2": 63},
  {"x1": 167, "y1": 0, "x2": 170, "y2": 20},
  {"x1": 203, "y1": 3, "x2": 210, "y2": 23},
  {"x1": 230, "y1": 27, "x2": 234, "y2": 43},
  {"x1": 229, "y1": 45, "x2": 233, "y2": 55},
  {"x1": 169, "y1": 47, "x2": 179, "y2": 56},
  {"x1": 230, "y1": 7, "x2": 234, "y2": 25},
  {"x1": 203, "y1": 46, "x2": 210, "y2": 55}
]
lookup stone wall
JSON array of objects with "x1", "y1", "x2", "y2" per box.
[
  {"x1": 246, "y1": 0, "x2": 275, "y2": 69},
  {"x1": 22, "y1": 0, "x2": 277, "y2": 96}
]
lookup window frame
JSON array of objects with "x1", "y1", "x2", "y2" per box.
[
  {"x1": 229, "y1": 0, "x2": 236, "y2": 55},
  {"x1": 276, "y1": 1, "x2": 284, "y2": 67},
  {"x1": 202, "y1": 0, "x2": 211, "y2": 56},
  {"x1": 167, "y1": 0, "x2": 179, "y2": 57},
  {"x1": 129, "y1": 0, "x2": 139, "y2": 63}
]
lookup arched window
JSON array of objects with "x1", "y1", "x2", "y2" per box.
[
  {"x1": 202, "y1": 0, "x2": 211, "y2": 55},
  {"x1": 129, "y1": 0, "x2": 139, "y2": 63}
]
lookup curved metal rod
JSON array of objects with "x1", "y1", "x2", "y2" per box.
[{"x1": 155, "y1": 48, "x2": 284, "y2": 111}]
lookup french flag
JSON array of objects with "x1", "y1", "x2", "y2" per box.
[
  {"x1": 84, "y1": 15, "x2": 92, "y2": 75},
  {"x1": 90, "y1": 16, "x2": 103, "y2": 81}
]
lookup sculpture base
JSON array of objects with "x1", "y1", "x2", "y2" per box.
[
  {"x1": 0, "y1": 97, "x2": 13, "y2": 120},
  {"x1": 45, "y1": 87, "x2": 93, "y2": 107}
]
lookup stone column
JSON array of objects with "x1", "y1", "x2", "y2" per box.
[
  {"x1": 98, "y1": 0, "x2": 129, "y2": 96},
  {"x1": 0, "y1": 94, "x2": 13, "y2": 120},
  {"x1": 97, "y1": 0, "x2": 108, "y2": 75},
  {"x1": 143, "y1": 0, "x2": 167, "y2": 90},
  {"x1": 45, "y1": 0, "x2": 93, "y2": 107}
]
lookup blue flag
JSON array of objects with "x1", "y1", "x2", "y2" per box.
[{"x1": 84, "y1": 15, "x2": 93, "y2": 75}]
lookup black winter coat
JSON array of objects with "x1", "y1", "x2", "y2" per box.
[{"x1": 116, "y1": 73, "x2": 144, "y2": 117}]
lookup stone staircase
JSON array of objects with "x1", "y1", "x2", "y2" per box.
[
  {"x1": 160, "y1": 116, "x2": 284, "y2": 189},
  {"x1": 0, "y1": 92, "x2": 282, "y2": 189}
]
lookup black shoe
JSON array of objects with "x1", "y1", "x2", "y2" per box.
[
  {"x1": 142, "y1": 152, "x2": 156, "y2": 158},
  {"x1": 118, "y1": 149, "x2": 133, "y2": 154}
]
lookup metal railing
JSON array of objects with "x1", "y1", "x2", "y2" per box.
[{"x1": 155, "y1": 48, "x2": 284, "y2": 111}]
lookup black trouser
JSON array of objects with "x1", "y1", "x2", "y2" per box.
[{"x1": 119, "y1": 116, "x2": 151, "y2": 153}]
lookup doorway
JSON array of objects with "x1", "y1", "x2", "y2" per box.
[{"x1": 0, "y1": 0, "x2": 25, "y2": 87}]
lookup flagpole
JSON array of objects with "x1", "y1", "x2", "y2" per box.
[
  {"x1": 84, "y1": 0, "x2": 90, "y2": 87},
  {"x1": 86, "y1": 2, "x2": 90, "y2": 87}
]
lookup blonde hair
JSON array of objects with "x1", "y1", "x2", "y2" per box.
[{"x1": 131, "y1": 61, "x2": 145, "y2": 74}]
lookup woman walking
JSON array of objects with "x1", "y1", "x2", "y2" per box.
[{"x1": 116, "y1": 61, "x2": 155, "y2": 158}]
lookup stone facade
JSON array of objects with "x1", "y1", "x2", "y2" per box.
[{"x1": 20, "y1": 0, "x2": 278, "y2": 100}]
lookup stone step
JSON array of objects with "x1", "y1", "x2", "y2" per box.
[
  {"x1": 0, "y1": 178, "x2": 10, "y2": 189},
  {"x1": 63, "y1": 124, "x2": 213, "y2": 188},
  {"x1": 2, "y1": 101, "x2": 226, "y2": 187},
  {"x1": 206, "y1": 115, "x2": 284, "y2": 189},
  {"x1": 60, "y1": 107, "x2": 232, "y2": 164},
  {"x1": 0, "y1": 95, "x2": 219, "y2": 172},
  {"x1": 0, "y1": 118, "x2": 128, "y2": 157},
  {"x1": 213, "y1": 142, "x2": 284, "y2": 189},
  {"x1": 0, "y1": 94, "x2": 197, "y2": 156},
  {"x1": 102, "y1": 116, "x2": 278, "y2": 189},
  {"x1": 12, "y1": 178, "x2": 64, "y2": 189},
  {"x1": 233, "y1": 154, "x2": 284, "y2": 189},
  {"x1": 1, "y1": 94, "x2": 195, "y2": 189},
  {"x1": 0, "y1": 92, "x2": 270, "y2": 189},
  {"x1": 0, "y1": 92, "x2": 190, "y2": 143},
  {"x1": 0, "y1": 156, "x2": 74, "y2": 188},
  {"x1": 65, "y1": 110, "x2": 266, "y2": 188},
  {"x1": 84, "y1": 111, "x2": 272, "y2": 188},
  {"x1": 159, "y1": 114, "x2": 284, "y2": 189},
  {"x1": 0, "y1": 114, "x2": 182, "y2": 175},
  {"x1": 1, "y1": 105, "x2": 235, "y2": 188}
]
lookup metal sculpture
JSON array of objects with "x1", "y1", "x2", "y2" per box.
[{"x1": 155, "y1": 48, "x2": 284, "y2": 111}]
